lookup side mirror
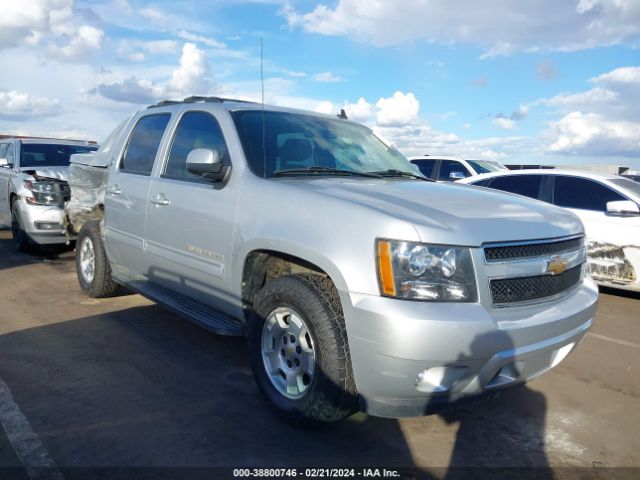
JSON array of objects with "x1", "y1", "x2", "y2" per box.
[
  {"x1": 449, "y1": 171, "x2": 466, "y2": 180},
  {"x1": 606, "y1": 200, "x2": 640, "y2": 216},
  {"x1": 186, "y1": 148, "x2": 226, "y2": 181},
  {"x1": 0, "y1": 158, "x2": 9, "y2": 167}
]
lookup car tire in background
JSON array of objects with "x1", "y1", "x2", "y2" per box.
[
  {"x1": 76, "y1": 220, "x2": 120, "y2": 298},
  {"x1": 248, "y1": 274, "x2": 357, "y2": 426},
  {"x1": 11, "y1": 201, "x2": 32, "y2": 253}
]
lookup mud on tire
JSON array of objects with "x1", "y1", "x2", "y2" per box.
[{"x1": 247, "y1": 274, "x2": 357, "y2": 426}]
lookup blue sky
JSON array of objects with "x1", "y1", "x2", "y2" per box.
[{"x1": 1, "y1": 0, "x2": 639, "y2": 168}]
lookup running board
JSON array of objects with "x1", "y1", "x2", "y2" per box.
[{"x1": 112, "y1": 269, "x2": 245, "y2": 336}]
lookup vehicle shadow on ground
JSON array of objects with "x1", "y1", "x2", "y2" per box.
[
  {"x1": 0, "y1": 304, "x2": 553, "y2": 479},
  {"x1": 0, "y1": 228, "x2": 75, "y2": 272},
  {"x1": 424, "y1": 331, "x2": 553, "y2": 479},
  {"x1": 599, "y1": 285, "x2": 640, "y2": 300}
]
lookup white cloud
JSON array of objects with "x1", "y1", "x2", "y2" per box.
[
  {"x1": 545, "y1": 112, "x2": 640, "y2": 156},
  {"x1": 0, "y1": 90, "x2": 62, "y2": 119},
  {"x1": 539, "y1": 65, "x2": 640, "y2": 157},
  {"x1": 344, "y1": 97, "x2": 372, "y2": 123},
  {"x1": 139, "y1": 8, "x2": 167, "y2": 25},
  {"x1": 49, "y1": 25, "x2": 104, "y2": 61},
  {"x1": 592, "y1": 66, "x2": 640, "y2": 86},
  {"x1": 143, "y1": 40, "x2": 180, "y2": 54},
  {"x1": 168, "y1": 43, "x2": 209, "y2": 94},
  {"x1": 0, "y1": 0, "x2": 103, "y2": 61},
  {"x1": 313, "y1": 71, "x2": 344, "y2": 83},
  {"x1": 375, "y1": 91, "x2": 420, "y2": 126},
  {"x1": 492, "y1": 117, "x2": 516, "y2": 130},
  {"x1": 177, "y1": 30, "x2": 226, "y2": 49},
  {"x1": 283, "y1": 0, "x2": 640, "y2": 56},
  {"x1": 93, "y1": 43, "x2": 212, "y2": 104}
]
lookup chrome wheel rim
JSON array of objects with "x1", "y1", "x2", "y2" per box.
[
  {"x1": 79, "y1": 236, "x2": 96, "y2": 284},
  {"x1": 261, "y1": 307, "x2": 316, "y2": 399}
]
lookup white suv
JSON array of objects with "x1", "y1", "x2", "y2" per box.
[
  {"x1": 0, "y1": 137, "x2": 97, "y2": 251},
  {"x1": 460, "y1": 169, "x2": 640, "y2": 292},
  {"x1": 409, "y1": 156, "x2": 508, "y2": 181}
]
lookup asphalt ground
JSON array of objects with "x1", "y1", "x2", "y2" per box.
[{"x1": 0, "y1": 228, "x2": 638, "y2": 479}]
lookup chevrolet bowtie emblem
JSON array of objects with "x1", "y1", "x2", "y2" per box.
[{"x1": 547, "y1": 255, "x2": 567, "y2": 275}]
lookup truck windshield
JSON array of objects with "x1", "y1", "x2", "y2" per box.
[
  {"x1": 232, "y1": 110, "x2": 418, "y2": 179},
  {"x1": 21, "y1": 144, "x2": 97, "y2": 168}
]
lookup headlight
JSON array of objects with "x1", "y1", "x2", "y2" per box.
[
  {"x1": 23, "y1": 180, "x2": 58, "y2": 206},
  {"x1": 376, "y1": 239, "x2": 477, "y2": 302}
]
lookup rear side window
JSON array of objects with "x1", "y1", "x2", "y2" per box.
[
  {"x1": 488, "y1": 175, "x2": 543, "y2": 200},
  {"x1": 165, "y1": 111, "x2": 229, "y2": 179},
  {"x1": 121, "y1": 114, "x2": 171, "y2": 175},
  {"x1": 553, "y1": 176, "x2": 625, "y2": 212},
  {"x1": 438, "y1": 160, "x2": 470, "y2": 180},
  {"x1": 411, "y1": 159, "x2": 435, "y2": 178}
]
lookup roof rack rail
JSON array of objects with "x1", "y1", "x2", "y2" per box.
[{"x1": 147, "y1": 96, "x2": 258, "y2": 109}]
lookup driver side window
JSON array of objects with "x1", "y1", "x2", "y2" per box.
[{"x1": 164, "y1": 111, "x2": 229, "y2": 180}]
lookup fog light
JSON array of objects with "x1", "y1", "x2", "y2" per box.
[{"x1": 34, "y1": 222, "x2": 63, "y2": 231}]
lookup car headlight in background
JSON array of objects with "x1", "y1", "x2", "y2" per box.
[
  {"x1": 377, "y1": 239, "x2": 477, "y2": 302},
  {"x1": 23, "y1": 180, "x2": 58, "y2": 206}
]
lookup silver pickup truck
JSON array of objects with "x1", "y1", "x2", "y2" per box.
[{"x1": 65, "y1": 96, "x2": 598, "y2": 424}]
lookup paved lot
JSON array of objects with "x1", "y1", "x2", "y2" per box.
[{"x1": 0, "y1": 228, "x2": 638, "y2": 479}]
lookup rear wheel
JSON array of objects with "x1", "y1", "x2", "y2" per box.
[
  {"x1": 248, "y1": 274, "x2": 357, "y2": 426},
  {"x1": 11, "y1": 202, "x2": 31, "y2": 252},
  {"x1": 76, "y1": 221, "x2": 120, "y2": 298}
]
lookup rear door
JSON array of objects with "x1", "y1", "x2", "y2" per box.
[
  {"x1": 486, "y1": 174, "x2": 545, "y2": 201},
  {"x1": 552, "y1": 175, "x2": 640, "y2": 285},
  {"x1": 144, "y1": 109, "x2": 239, "y2": 315},
  {"x1": 104, "y1": 112, "x2": 172, "y2": 275}
]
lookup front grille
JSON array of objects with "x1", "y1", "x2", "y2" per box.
[
  {"x1": 484, "y1": 237, "x2": 582, "y2": 262},
  {"x1": 490, "y1": 265, "x2": 582, "y2": 305}
]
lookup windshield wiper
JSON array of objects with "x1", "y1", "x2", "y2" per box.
[
  {"x1": 273, "y1": 166, "x2": 383, "y2": 178},
  {"x1": 370, "y1": 169, "x2": 433, "y2": 181}
]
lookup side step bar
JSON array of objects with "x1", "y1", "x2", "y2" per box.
[{"x1": 112, "y1": 269, "x2": 245, "y2": 336}]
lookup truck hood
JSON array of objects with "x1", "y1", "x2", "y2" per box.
[
  {"x1": 284, "y1": 178, "x2": 583, "y2": 246},
  {"x1": 20, "y1": 166, "x2": 69, "y2": 181}
]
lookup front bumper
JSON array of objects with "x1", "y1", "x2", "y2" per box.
[
  {"x1": 15, "y1": 198, "x2": 71, "y2": 245},
  {"x1": 340, "y1": 276, "x2": 598, "y2": 418}
]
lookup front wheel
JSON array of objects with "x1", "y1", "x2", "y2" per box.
[
  {"x1": 247, "y1": 274, "x2": 357, "y2": 426},
  {"x1": 11, "y1": 202, "x2": 31, "y2": 252},
  {"x1": 76, "y1": 221, "x2": 120, "y2": 298}
]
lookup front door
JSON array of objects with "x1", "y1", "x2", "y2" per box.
[
  {"x1": 0, "y1": 143, "x2": 15, "y2": 223},
  {"x1": 144, "y1": 110, "x2": 240, "y2": 315},
  {"x1": 103, "y1": 112, "x2": 172, "y2": 275}
]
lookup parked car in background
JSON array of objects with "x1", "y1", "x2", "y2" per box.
[
  {"x1": 459, "y1": 170, "x2": 640, "y2": 292},
  {"x1": 408, "y1": 156, "x2": 508, "y2": 181},
  {"x1": 0, "y1": 137, "x2": 98, "y2": 251},
  {"x1": 622, "y1": 170, "x2": 640, "y2": 183}
]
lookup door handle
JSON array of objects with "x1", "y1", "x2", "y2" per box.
[
  {"x1": 151, "y1": 194, "x2": 170, "y2": 206},
  {"x1": 107, "y1": 184, "x2": 122, "y2": 195}
]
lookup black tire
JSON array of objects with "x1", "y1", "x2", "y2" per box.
[
  {"x1": 11, "y1": 202, "x2": 31, "y2": 252},
  {"x1": 248, "y1": 274, "x2": 357, "y2": 426},
  {"x1": 76, "y1": 221, "x2": 120, "y2": 298}
]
